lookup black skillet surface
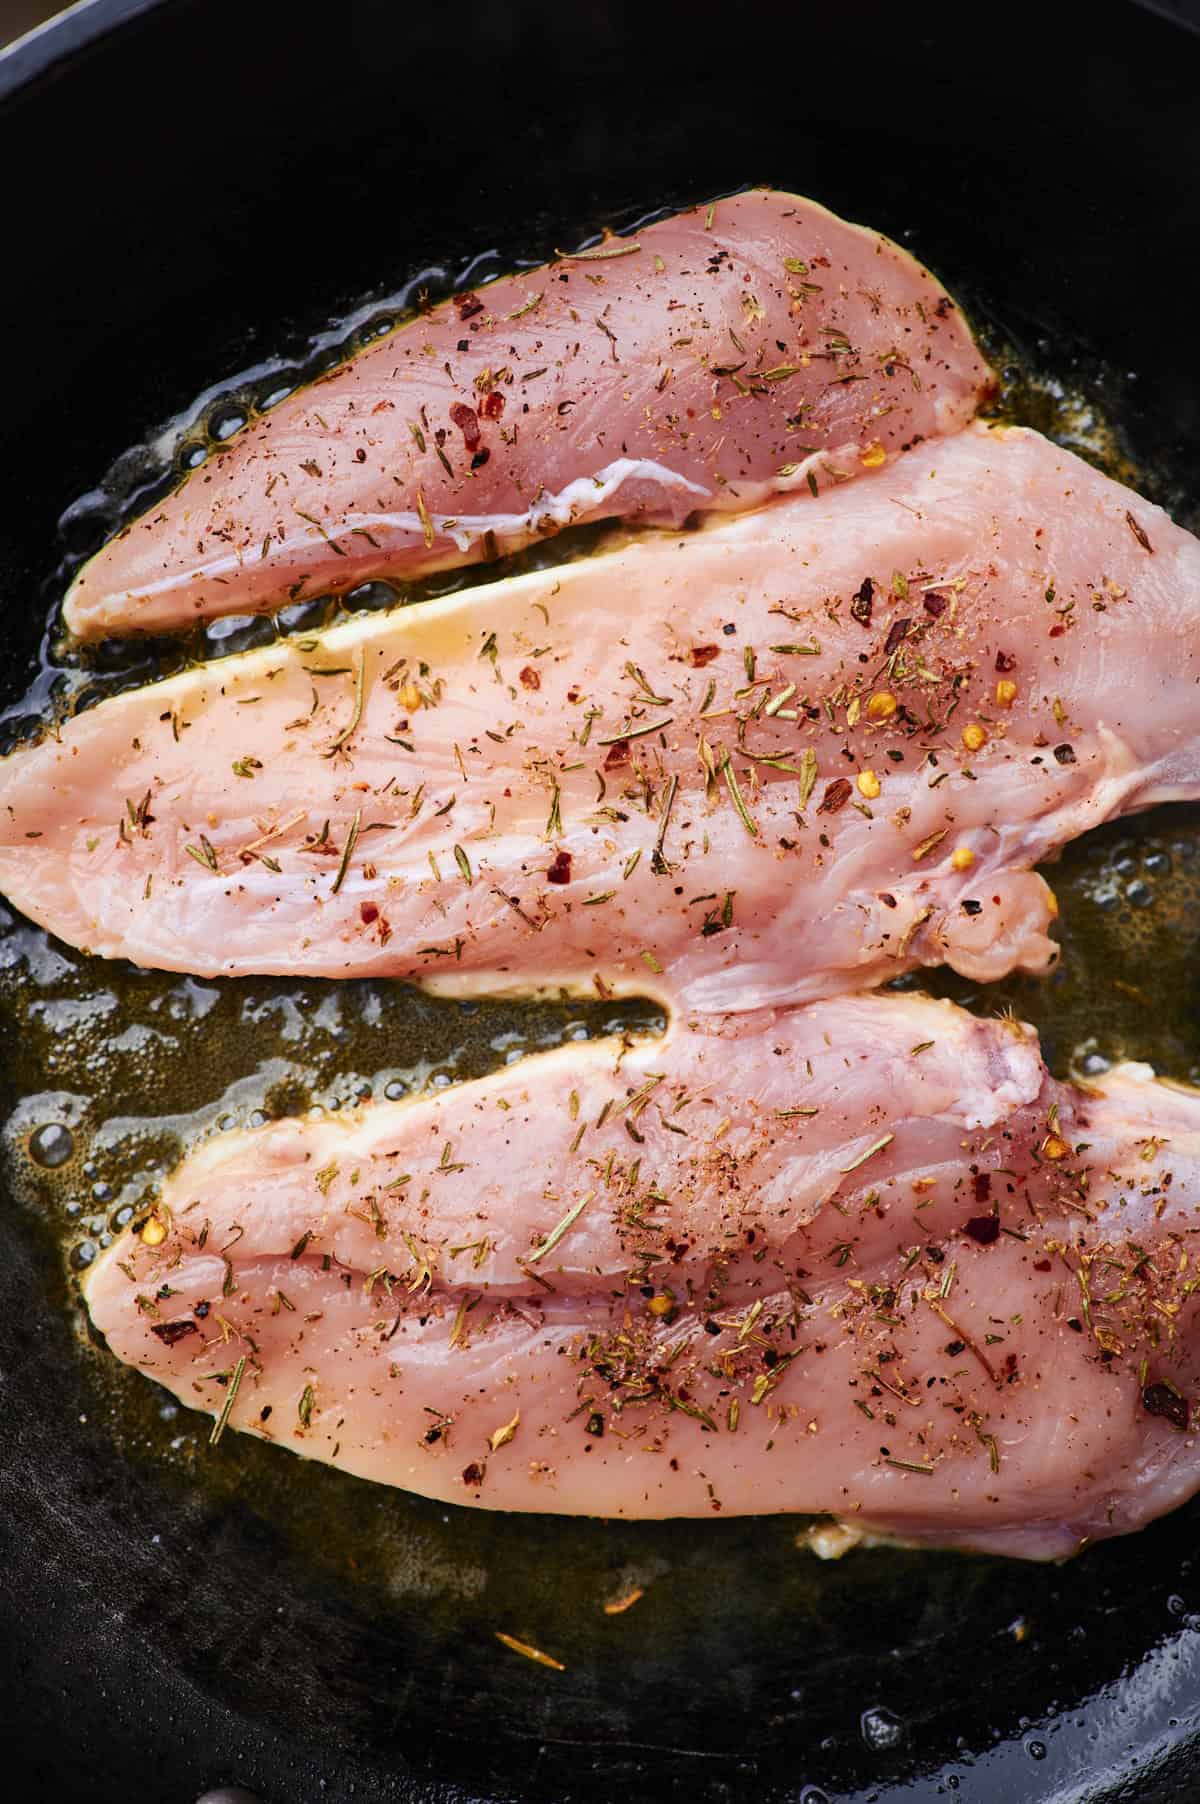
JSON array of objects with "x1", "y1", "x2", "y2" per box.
[{"x1": 3, "y1": 1, "x2": 1200, "y2": 1799}]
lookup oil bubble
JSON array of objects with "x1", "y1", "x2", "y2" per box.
[
  {"x1": 277, "y1": 596, "x2": 335, "y2": 635},
  {"x1": 1027, "y1": 1739, "x2": 1047, "y2": 1760},
  {"x1": 344, "y1": 581, "x2": 399, "y2": 613},
  {"x1": 258, "y1": 377, "x2": 299, "y2": 409},
  {"x1": 860, "y1": 1706, "x2": 906, "y2": 1752},
  {"x1": 29, "y1": 1122, "x2": 75, "y2": 1167},
  {"x1": 208, "y1": 404, "x2": 248, "y2": 441},
  {"x1": 203, "y1": 613, "x2": 276, "y2": 658},
  {"x1": 70, "y1": 1241, "x2": 97, "y2": 1271}
]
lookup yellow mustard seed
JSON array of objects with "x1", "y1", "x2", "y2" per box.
[
  {"x1": 950, "y1": 845, "x2": 975, "y2": 872},
  {"x1": 860, "y1": 443, "x2": 887, "y2": 469},
  {"x1": 397, "y1": 682, "x2": 423, "y2": 712},
  {"x1": 866, "y1": 689, "x2": 898, "y2": 722},
  {"x1": 856, "y1": 769, "x2": 881, "y2": 799},
  {"x1": 1042, "y1": 1135, "x2": 1069, "y2": 1161},
  {"x1": 647, "y1": 1294, "x2": 675, "y2": 1318},
  {"x1": 996, "y1": 678, "x2": 1019, "y2": 708},
  {"x1": 140, "y1": 1214, "x2": 167, "y2": 1247},
  {"x1": 961, "y1": 722, "x2": 989, "y2": 752}
]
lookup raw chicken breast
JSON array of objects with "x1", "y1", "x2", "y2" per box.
[
  {"x1": 4, "y1": 426, "x2": 1197, "y2": 1011},
  {"x1": 63, "y1": 189, "x2": 992, "y2": 639},
  {"x1": 83, "y1": 994, "x2": 1200, "y2": 1559}
]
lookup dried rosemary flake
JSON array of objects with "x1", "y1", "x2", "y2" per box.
[
  {"x1": 185, "y1": 837, "x2": 220, "y2": 873},
  {"x1": 208, "y1": 1355, "x2": 246, "y2": 1448},
  {"x1": 528, "y1": 1191, "x2": 593, "y2": 1264},
  {"x1": 561, "y1": 240, "x2": 642, "y2": 261},
  {"x1": 797, "y1": 748, "x2": 818, "y2": 810},
  {"x1": 720, "y1": 754, "x2": 759, "y2": 838},
  {"x1": 912, "y1": 827, "x2": 948, "y2": 861},
  {"x1": 298, "y1": 1383, "x2": 315, "y2": 1429},
  {"x1": 839, "y1": 1133, "x2": 894, "y2": 1174},
  {"x1": 415, "y1": 488, "x2": 434, "y2": 549},
  {"x1": 596, "y1": 717, "x2": 674, "y2": 745},
  {"x1": 325, "y1": 651, "x2": 367, "y2": 758},
  {"x1": 331, "y1": 808, "x2": 361, "y2": 894},
  {"x1": 454, "y1": 844, "x2": 473, "y2": 886}
]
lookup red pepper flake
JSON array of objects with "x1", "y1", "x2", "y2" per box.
[
  {"x1": 1143, "y1": 1381, "x2": 1189, "y2": 1429},
  {"x1": 933, "y1": 296, "x2": 954, "y2": 319},
  {"x1": 922, "y1": 591, "x2": 947, "y2": 617},
  {"x1": 690, "y1": 644, "x2": 720, "y2": 666},
  {"x1": 151, "y1": 1319, "x2": 199, "y2": 1346},
  {"x1": 1125, "y1": 511, "x2": 1154, "y2": 553},
  {"x1": 604, "y1": 739, "x2": 631, "y2": 769},
  {"x1": 449, "y1": 402, "x2": 481, "y2": 451},
  {"x1": 883, "y1": 617, "x2": 911, "y2": 656},
  {"x1": 360, "y1": 902, "x2": 379, "y2": 924},
  {"x1": 455, "y1": 293, "x2": 484, "y2": 320},
  {"x1": 547, "y1": 851, "x2": 573, "y2": 884},
  {"x1": 995, "y1": 650, "x2": 1016, "y2": 672},
  {"x1": 461, "y1": 1462, "x2": 486, "y2": 1485},
  {"x1": 481, "y1": 390, "x2": 505, "y2": 420},
  {"x1": 973, "y1": 1172, "x2": 991, "y2": 1203},
  {"x1": 1053, "y1": 743, "x2": 1077, "y2": 765},
  {"x1": 1033, "y1": 1259, "x2": 1052, "y2": 1272},
  {"x1": 850, "y1": 578, "x2": 874, "y2": 626},
  {"x1": 963, "y1": 1214, "x2": 1000, "y2": 1245},
  {"x1": 817, "y1": 777, "x2": 852, "y2": 815},
  {"x1": 519, "y1": 666, "x2": 542, "y2": 690}
]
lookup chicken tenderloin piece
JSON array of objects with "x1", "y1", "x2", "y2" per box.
[
  {"x1": 5, "y1": 425, "x2": 1199, "y2": 1008},
  {"x1": 64, "y1": 188, "x2": 993, "y2": 640},
  {"x1": 84, "y1": 994, "x2": 1200, "y2": 1559}
]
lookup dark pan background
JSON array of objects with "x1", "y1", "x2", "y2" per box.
[{"x1": 3, "y1": 1, "x2": 1200, "y2": 1800}]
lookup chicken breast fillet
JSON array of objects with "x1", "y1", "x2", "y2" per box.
[
  {"x1": 83, "y1": 993, "x2": 1200, "y2": 1559},
  {"x1": 63, "y1": 189, "x2": 992, "y2": 639},
  {"x1": 4, "y1": 426, "x2": 1196, "y2": 1011}
]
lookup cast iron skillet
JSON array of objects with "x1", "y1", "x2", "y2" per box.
[{"x1": 3, "y1": 1, "x2": 1200, "y2": 1799}]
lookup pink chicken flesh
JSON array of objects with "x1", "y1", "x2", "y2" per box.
[
  {"x1": 83, "y1": 992, "x2": 1200, "y2": 1559},
  {"x1": 62, "y1": 189, "x2": 992, "y2": 640},
  {"x1": 4, "y1": 425, "x2": 1198, "y2": 1010}
]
